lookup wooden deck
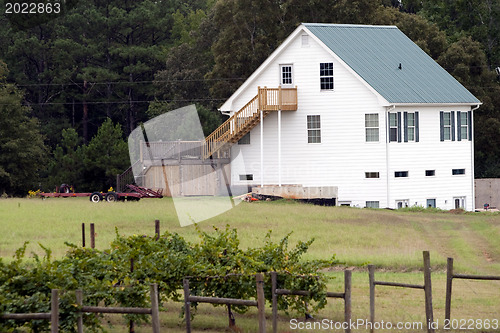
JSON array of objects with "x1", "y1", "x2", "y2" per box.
[{"x1": 203, "y1": 86, "x2": 297, "y2": 159}]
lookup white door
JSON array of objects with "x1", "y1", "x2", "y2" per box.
[{"x1": 280, "y1": 64, "x2": 293, "y2": 87}]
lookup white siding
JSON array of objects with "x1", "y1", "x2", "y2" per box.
[
  {"x1": 228, "y1": 32, "x2": 474, "y2": 211},
  {"x1": 387, "y1": 106, "x2": 474, "y2": 211}
]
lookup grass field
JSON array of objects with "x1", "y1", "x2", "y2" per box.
[{"x1": 1, "y1": 197, "x2": 500, "y2": 332}]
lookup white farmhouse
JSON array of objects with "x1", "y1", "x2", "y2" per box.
[{"x1": 203, "y1": 23, "x2": 481, "y2": 211}]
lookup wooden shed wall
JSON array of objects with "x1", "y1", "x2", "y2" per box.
[{"x1": 143, "y1": 164, "x2": 230, "y2": 196}]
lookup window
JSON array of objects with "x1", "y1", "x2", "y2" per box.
[
  {"x1": 366, "y1": 201, "x2": 379, "y2": 208},
  {"x1": 307, "y1": 115, "x2": 321, "y2": 143},
  {"x1": 301, "y1": 35, "x2": 309, "y2": 47},
  {"x1": 365, "y1": 114, "x2": 379, "y2": 142},
  {"x1": 280, "y1": 65, "x2": 293, "y2": 86},
  {"x1": 443, "y1": 112, "x2": 451, "y2": 140},
  {"x1": 452, "y1": 168, "x2": 465, "y2": 175},
  {"x1": 365, "y1": 172, "x2": 380, "y2": 178},
  {"x1": 239, "y1": 174, "x2": 253, "y2": 181},
  {"x1": 406, "y1": 113, "x2": 415, "y2": 141},
  {"x1": 389, "y1": 113, "x2": 398, "y2": 142},
  {"x1": 440, "y1": 111, "x2": 455, "y2": 141},
  {"x1": 395, "y1": 171, "x2": 408, "y2": 178},
  {"x1": 238, "y1": 132, "x2": 250, "y2": 145},
  {"x1": 457, "y1": 111, "x2": 471, "y2": 141},
  {"x1": 389, "y1": 111, "x2": 419, "y2": 143},
  {"x1": 425, "y1": 170, "x2": 435, "y2": 177},
  {"x1": 320, "y1": 63, "x2": 334, "y2": 90},
  {"x1": 427, "y1": 199, "x2": 436, "y2": 208}
]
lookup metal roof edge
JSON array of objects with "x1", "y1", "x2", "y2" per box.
[
  {"x1": 303, "y1": 23, "x2": 398, "y2": 29},
  {"x1": 390, "y1": 102, "x2": 482, "y2": 106}
]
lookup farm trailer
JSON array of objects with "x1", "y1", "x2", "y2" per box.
[{"x1": 37, "y1": 184, "x2": 163, "y2": 202}]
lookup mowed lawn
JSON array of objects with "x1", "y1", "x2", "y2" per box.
[{"x1": 1, "y1": 197, "x2": 500, "y2": 331}]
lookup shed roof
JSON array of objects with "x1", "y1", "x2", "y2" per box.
[{"x1": 303, "y1": 23, "x2": 480, "y2": 104}]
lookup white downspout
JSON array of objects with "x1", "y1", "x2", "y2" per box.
[
  {"x1": 470, "y1": 104, "x2": 479, "y2": 211},
  {"x1": 278, "y1": 109, "x2": 282, "y2": 186},
  {"x1": 260, "y1": 110, "x2": 264, "y2": 187},
  {"x1": 385, "y1": 105, "x2": 395, "y2": 208}
]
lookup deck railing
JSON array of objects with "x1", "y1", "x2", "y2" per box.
[
  {"x1": 203, "y1": 86, "x2": 297, "y2": 159},
  {"x1": 258, "y1": 86, "x2": 298, "y2": 111},
  {"x1": 138, "y1": 140, "x2": 230, "y2": 161}
]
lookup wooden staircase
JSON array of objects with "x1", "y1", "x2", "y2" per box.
[{"x1": 203, "y1": 86, "x2": 297, "y2": 159}]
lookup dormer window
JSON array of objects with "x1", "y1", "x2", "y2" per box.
[{"x1": 320, "y1": 62, "x2": 334, "y2": 90}]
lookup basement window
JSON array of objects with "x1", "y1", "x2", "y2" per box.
[
  {"x1": 365, "y1": 172, "x2": 380, "y2": 178},
  {"x1": 395, "y1": 171, "x2": 408, "y2": 178},
  {"x1": 452, "y1": 168, "x2": 465, "y2": 175},
  {"x1": 239, "y1": 174, "x2": 253, "y2": 181},
  {"x1": 366, "y1": 201, "x2": 379, "y2": 208},
  {"x1": 425, "y1": 170, "x2": 435, "y2": 176}
]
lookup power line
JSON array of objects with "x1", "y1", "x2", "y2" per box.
[
  {"x1": 10, "y1": 77, "x2": 247, "y2": 88},
  {"x1": 0, "y1": 98, "x2": 227, "y2": 107}
]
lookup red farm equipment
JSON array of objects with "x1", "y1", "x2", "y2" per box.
[{"x1": 37, "y1": 184, "x2": 163, "y2": 202}]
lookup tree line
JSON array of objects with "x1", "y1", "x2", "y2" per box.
[{"x1": 1, "y1": 0, "x2": 499, "y2": 195}]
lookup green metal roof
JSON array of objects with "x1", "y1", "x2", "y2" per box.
[{"x1": 304, "y1": 23, "x2": 480, "y2": 104}]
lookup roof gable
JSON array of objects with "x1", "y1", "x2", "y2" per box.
[{"x1": 303, "y1": 23, "x2": 480, "y2": 104}]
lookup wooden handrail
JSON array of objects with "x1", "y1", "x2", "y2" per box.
[{"x1": 203, "y1": 87, "x2": 297, "y2": 159}]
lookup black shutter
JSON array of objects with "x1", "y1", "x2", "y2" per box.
[
  {"x1": 388, "y1": 112, "x2": 393, "y2": 142},
  {"x1": 457, "y1": 111, "x2": 462, "y2": 141},
  {"x1": 403, "y1": 112, "x2": 408, "y2": 142},
  {"x1": 468, "y1": 111, "x2": 472, "y2": 141},
  {"x1": 451, "y1": 111, "x2": 455, "y2": 141},
  {"x1": 397, "y1": 111, "x2": 402, "y2": 143},
  {"x1": 440, "y1": 111, "x2": 444, "y2": 141},
  {"x1": 415, "y1": 111, "x2": 419, "y2": 142}
]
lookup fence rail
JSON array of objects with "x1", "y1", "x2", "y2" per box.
[
  {"x1": 0, "y1": 289, "x2": 59, "y2": 333},
  {"x1": 183, "y1": 274, "x2": 266, "y2": 333},
  {"x1": 368, "y1": 251, "x2": 434, "y2": 333},
  {"x1": 76, "y1": 284, "x2": 160, "y2": 333},
  {"x1": 445, "y1": 257, "x2": 500, "y2": 321},
  {"x1": 271, "y1": 270, "x2": 351, "y2": 333}
]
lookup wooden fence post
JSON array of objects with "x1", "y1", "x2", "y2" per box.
[
  {"x1": 256, "y1": 273, "x2": 266, "y2": 333},
  {"x1": 183, "y1": 279, "x2": 192, "y2": 333},
  {"x1": 51, "y1": 289, "x2": 59, "y2": 333},
  {"x1": 445, "y1": 257, "x2": 453, "y2": 321},
  {"x1": 155, "y1": 220, "x2": 160, "y2": 241},
  {"x1": 271, "y1": 272, "x2": 278, "y2": 333},
  {"x1": 423, "y1": 251, "x2": 434, "y2": 333},
  {"x1": 76, "y1": 290, "x2": 83, "y2": 333},
  {"x1": 90, "y1": 223, "x2": 95, "y2": 249},
  {"x1": 344, "y1": 270, "x2": 352, "y2": 333},
  {"x1": 130, "y1": 258, "x2": 135, "y2": 333},
  {"x1": 368, "y1": 265, "x2": 375, "y2": 333},
  {"x1": 150, "y1": 284, "x2": 161, "y2": 333},
  {"x1": 81, "y1": 223, "x2": 85, "y2": 248}
]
